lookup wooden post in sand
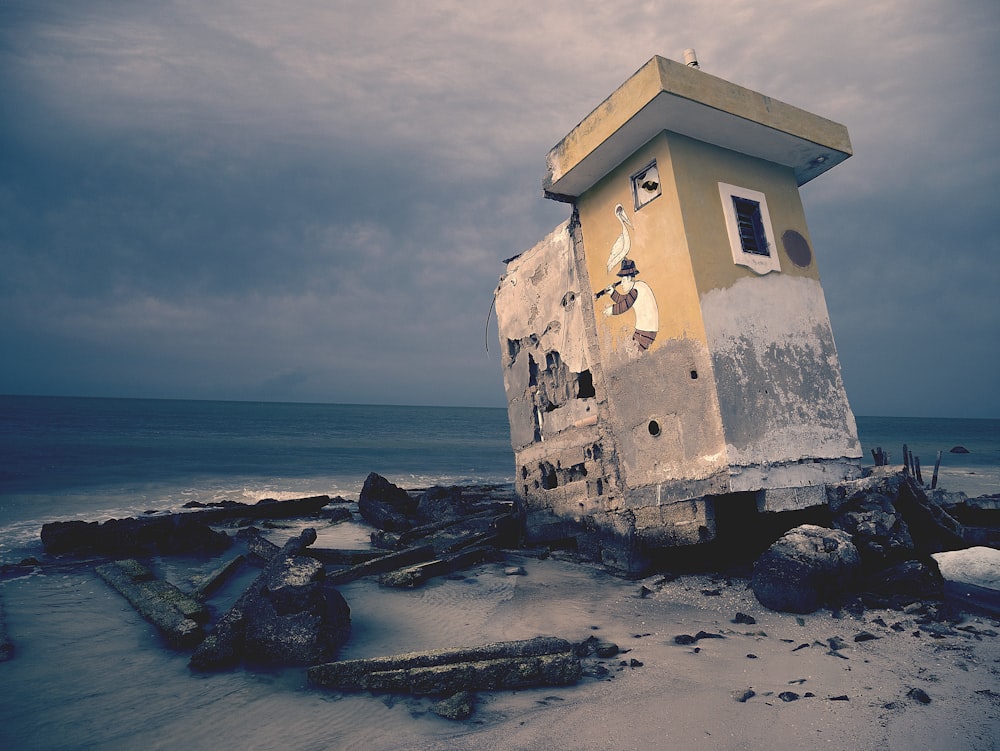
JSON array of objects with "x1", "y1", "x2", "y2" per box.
[{"x1": 931, "y1": 450, "x2": 942, "y2": 490}]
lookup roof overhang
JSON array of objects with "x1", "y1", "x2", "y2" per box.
[{"x1": 544, "y1": 56, "x2": 853, "y2": 201}]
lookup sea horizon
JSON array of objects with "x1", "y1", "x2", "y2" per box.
[{"x1": 3, "y1": 391, "x2": 1000, "y2": 422}]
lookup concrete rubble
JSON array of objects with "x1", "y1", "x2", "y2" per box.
[{"x1": 8, "y1": 468, "x2": 997, "y2": 723}]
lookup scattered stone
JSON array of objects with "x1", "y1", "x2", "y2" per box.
[
  {"x1": 854, "y1": 631, "x2": 879, "y2": 642},
  {"x1": 629, "y1": 658, "x2": 642, "y2": 667},
  {"x1": 504, "y1": 566, "x2": 527, "y2": 576},
  {"x1": 827, "y1": 636, "x2": 848, "y2": 651},
  {"x1": 694, "y1": 630, "x2": 724, "y2": 641},
  {"x1": 829, "y1": 695, "x2": 850, "y2": 701},
  {"x1": 732, "y1": 612, "x2": 757, "y2": 625},
  {"x1": 751, "y1": 525, "x2": 860, "y2": 614},
  {"x1": 779, "y1": 691, "x2": 800, "y2": 702},
  {"x1": 595, "y1": 641, "x2": 620, "y2": 658},
  {"x1": 674, "y1": 634, "x2": 697, "y2": 645},
  {"x1": 701, "y1": 588, "x2": 721, "y2": 596},
  {"x1": 308, "y1": 636, "x2": 581, "y2": 695},
  {"x1": 732, "y1": 688, "x2": 755, "y2": 702},
  {"x1": 746, "y1": 653, "x2": 758, "y2": 659},
  {"x1": 639, "y1": 585, "x2": 654, "y2": 598},
  {"x1": 907, "y1": 687, "x2": 932, "y2": 704},
  {"x1": 432, "y1": 691, "x2": 476, "y2": 720}
]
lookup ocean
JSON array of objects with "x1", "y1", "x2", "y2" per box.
[
  {"x1": 0, "y1": 396, "x2": 998, "y2": 750},
  {"x1": 1, "y1": 395, "x2": 998, "y2": 564}
]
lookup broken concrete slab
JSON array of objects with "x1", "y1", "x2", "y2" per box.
[
  {"x1": 190, "y1": 529, "x2": 350, "y2": 671},
  {"x1": 378, "y1": 545, "x2": 494, "y2": 588},
  {"x1": 324, "y1": 544, "x2": 436, "y2": 585},
  {"x1": 40, "y1": 496, "x2": 333, "y2": 557},
  {"x1": 932, "y1": 546, "x2": 1000, "y2": 616},
  {"x1": 95, "y1": 559, "x2": 209, "y2": 647},
  {"x1": 190, "y1": 554, "x2": 246, "y2": 601},
  {"x1": 307, "y1": 636, "x2": 581, "y2": 695}
]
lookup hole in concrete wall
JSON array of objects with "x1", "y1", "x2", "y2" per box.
[
  {"x1": 528, "y1": 354, "x2": 539, "y2": 386},
  {"x1": 507, "y1": 339, "x2": 521, "y2": 362},
  {"x1": 595, "y1": 478, "x2": 603, "y2": 495},
  {"x1": 520, "y1": 466, "x2": 528, "y2": 479},
  {"x1": 540, "y1": 462, "x2": 558, "y2": 490},
  {"x1": 648, "y1": 420, "x2": 661, "y2": 437},
  {"x1": 576, "y1": 370, "x2": 596, "y2": 399},
  {"x1": 690, "y1": 370, "x2": 698, "y2": 379},
  {"x1": 545, "y1": 351, "x2": 562, "y2": 371},
  {"x1": 560, "y1": 291, "x2": 576, "y2": 308}
]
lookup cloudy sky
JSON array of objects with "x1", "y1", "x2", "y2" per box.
[{"x1": 1, "y1": 0, "x2": 997, "y2": 417}]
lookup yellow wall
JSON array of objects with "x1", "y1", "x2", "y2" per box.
[
  {"x1": 667, "y1": 133, "x2": 821, "y2": 294},
  {"x1": 576, "y1": 132, "x2": 708, "y2": 358}
]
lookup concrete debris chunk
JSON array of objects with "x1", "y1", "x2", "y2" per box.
[
  {"x1": 308, "y1": 636, "x2": 581, "y2": 695},
  {"x1": 95, "y1": 559, "x2": 209, "y2": 647}
]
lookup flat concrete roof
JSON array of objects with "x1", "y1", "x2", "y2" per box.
[{"x1": 544, "y1": 56, "x2": 852, "y2": 200}]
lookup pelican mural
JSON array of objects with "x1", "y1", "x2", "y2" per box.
[
  {"x1": 595, "y1": 204, "x2": 659, "y2": 352},
  {"x1": 606, "y1": 203, "x2": 632, "y2": 272}
]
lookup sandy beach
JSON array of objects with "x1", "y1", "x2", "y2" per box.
[{"x1": 4, "y1": 513, "x2": 997, "y2": 751}]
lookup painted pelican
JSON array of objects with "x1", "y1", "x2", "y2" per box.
[{"x1": 606, "y1": 203, "x2": 633, "y2": 272}]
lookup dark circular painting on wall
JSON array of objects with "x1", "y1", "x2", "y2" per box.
[{"x1": 782, "y1": 230, "x2": 813, "y2": 268}]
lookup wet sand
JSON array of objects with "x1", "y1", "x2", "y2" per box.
[{"x1": 1, "y1": 519, "x2": 998, "y2": 750}]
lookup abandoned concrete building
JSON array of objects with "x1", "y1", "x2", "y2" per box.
[{"x1": 495, "y1": 53, "x2": 863, "y2": 575}]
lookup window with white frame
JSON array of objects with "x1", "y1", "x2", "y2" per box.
[{"x1": 718, "y1": 182, "x2": 780, "y2": 274}]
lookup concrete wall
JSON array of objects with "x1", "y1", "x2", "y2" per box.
[{"x1": 668, "y1": 134, "x2": 862, "y2": 488}]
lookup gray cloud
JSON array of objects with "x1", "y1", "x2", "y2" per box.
[{"x1": 1, "y1": 0, "x2": 998, "y2": 415}]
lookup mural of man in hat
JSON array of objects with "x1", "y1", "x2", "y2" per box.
[{"x1": 599, "y1": 258, "x2": 659, "y2": 351}]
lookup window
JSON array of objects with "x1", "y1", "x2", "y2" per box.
[
  {"x1": 631, "y1": 161, "x2": 661, "y2": 210},
  {"x1": 718, "y1": 182, "x2": 780, "y2": 274},
  {"x1": 733, "y1": 196, "x2": 768, "y2": 255}
]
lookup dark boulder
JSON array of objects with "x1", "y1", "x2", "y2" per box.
[
  {"x1": 358, "y1": 473, "x2": 418, "y2": 532},
  {"x1": 190, "y1": 529, "x2": 350, "y2": 670},
  {"x1": 751, "y1": 524, "x2": 861, "y2": 614}
]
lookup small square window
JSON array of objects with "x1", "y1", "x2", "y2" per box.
[
  {"x1": 718, "y1": 182, "x2": 780, "y2": 275},
  {"x1": 631, "y1": 161, "x2": 661, "y2": 210}
]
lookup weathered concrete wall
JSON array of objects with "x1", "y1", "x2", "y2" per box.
[
  {"x1": 496, "y1": 219, "x2": 626, "y2": 546},
  {"x1": 667, "y1": 133, "x2": 861, "y2": 486}
]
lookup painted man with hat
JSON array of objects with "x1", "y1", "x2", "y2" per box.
[{"x1": 600, "y1": 258, "x2": 659, "y2": 352}]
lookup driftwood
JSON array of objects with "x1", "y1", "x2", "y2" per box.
[
  {"x1": 95, "y1": 559, "x2": 209, "y2": 647},
  {"x1": 307, "y1": 636, "x2": 581, "y2": 695}
]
